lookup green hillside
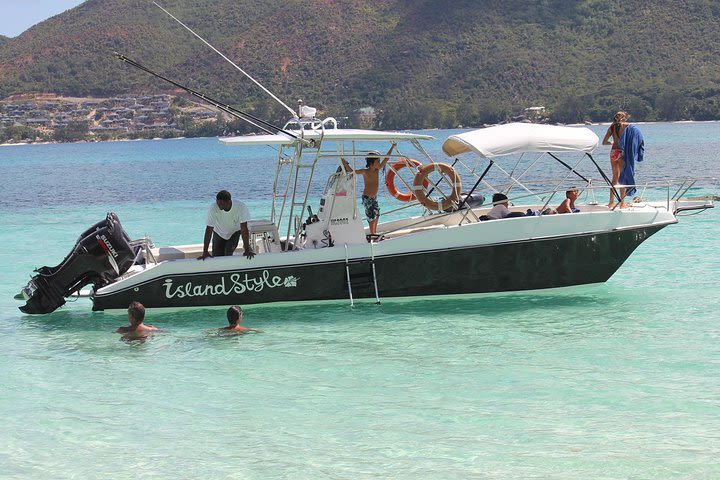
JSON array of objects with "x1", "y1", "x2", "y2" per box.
[{"x1": 1, "y1": 0, "x2": 720, "y2": 128}]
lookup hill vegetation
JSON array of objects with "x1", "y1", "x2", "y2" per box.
[{"x1": 1, "y1": 0, "x2": 720, "y2": 131}]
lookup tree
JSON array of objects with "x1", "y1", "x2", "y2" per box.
[
  {"x1": 550, "y1": 94, "x2": 591, "y2": 124},
  {"x1": 655, "y1": 89, "x2": 688, "y2": 121},
  {"x1": 53, "y1": 121, "x2": 89, "y2": 142}
]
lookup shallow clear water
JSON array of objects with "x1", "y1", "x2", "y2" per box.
[{"x1": 1, "y1": 123, "x2": 719, "y2": 478}]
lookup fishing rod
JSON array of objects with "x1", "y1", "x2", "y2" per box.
[
  {"x1": 153, "y1": 1, "x2": 298, "y2": 119},
  {"x1": 113, "y1": 52, "x2": 300, "y2": 140}
]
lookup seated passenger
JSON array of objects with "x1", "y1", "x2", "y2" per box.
[
  {"x1": 556, "y1": 188, "x2": 580, "y2": 214},
  {"x1": 542, "y1": 188, "x2": 580, "y2": 215},
  {"x1": 487, "y1": 193, "x2": 526, "y2": 219}
]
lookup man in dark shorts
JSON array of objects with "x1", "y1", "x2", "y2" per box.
[{"x1": 198, "y1": 190, "x2": 255, "y2": 260}]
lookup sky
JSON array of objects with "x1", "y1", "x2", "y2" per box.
[{"x1": 1, "y1": 0, "x2": 86, "y2": 38}]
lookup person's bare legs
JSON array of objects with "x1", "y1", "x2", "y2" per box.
[
  {"x1": 618, "y1": 187, "x2": 631, "y2": 208},
  {"x1": 609, "y1": 156, "x2": 623, "y2": 208},
  {"x1": 369, "y1": 217, "x2": 379, "y2": 235}
]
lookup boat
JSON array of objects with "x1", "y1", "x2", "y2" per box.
[
  {"x1": 17, "y1": 119, "x2": 716, "y2": 314},
  {"x1": 14, "y1": 5, "x2": 717, "y2": 314}
]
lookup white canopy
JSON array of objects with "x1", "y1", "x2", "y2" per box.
[
  {"x1": 442, "y1": 123, "x2": 599, "y2": 158},
  {"x1": 220, "y1": 128, "x2": 433, "y2": 146}
]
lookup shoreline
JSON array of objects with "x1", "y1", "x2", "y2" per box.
[{"x1": 3, "y1": 120, "x2": 720, "y2": 147}]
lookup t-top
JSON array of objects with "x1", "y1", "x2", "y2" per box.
[{"x1": 206, "y1": 201, "x2": 250, "y2": 240}]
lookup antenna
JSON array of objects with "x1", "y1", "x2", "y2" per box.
[{"x1": 153, "y1": 2, "x2": 297, "y2": 118}]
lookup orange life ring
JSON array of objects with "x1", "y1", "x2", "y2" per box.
[
  {"x1": 385, "y1": 158, "x2": 427, "y2": 202},
  {"x1": 412, "y1": 163, "x2": 462, "y2": 211}
]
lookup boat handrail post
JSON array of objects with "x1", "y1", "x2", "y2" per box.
[
  {"x1": 130, "y1": 245, "x2": 145, "y2": 268},
  {"x1": 350, "y1": 141, "x2": 359, "y2": 220},
  {"x1": 270, "y1": 148, "x2": 284, "y2": 226},
  {"x1": 588, "y1": 179, "x2": 598, "y2": 204},
  {"x1": 272, "y1": 144, "x2": 297, "y2": 250},
  {"x1": 457, "y1": 159, "x2": 492, "y2": 225},
  {"x1": 671, "y1": 180, "x2": 686, "y2": 202},
  {"x1": 344, "y1": 243, "x2": 354, "y2": 307},
  {"x1": 130, "y1": 235, "x2": 156, "y2": 267},
  {"x1": 285, "y1": 129, "x2": 323, "y2": 249},
  {"x1": 369, "y1": 241, "x2": 381, "y2": 305}
]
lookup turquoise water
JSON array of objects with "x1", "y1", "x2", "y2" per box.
[{"x1": 1, "y1": 123, "x2": 719, "y2": 478}]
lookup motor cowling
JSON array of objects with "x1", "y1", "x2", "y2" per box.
[{"x1": 18, "y1": 213, "x2": 137, "y2": 314}]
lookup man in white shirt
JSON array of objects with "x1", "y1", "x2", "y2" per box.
[{"x1": 198, "y1": 190, "x2": 255, "y2": 260}]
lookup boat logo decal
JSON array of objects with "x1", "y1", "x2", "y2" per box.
[
  {"x1": 96, "y1": 234, "x2": 120, "y2": 275},
  {"x1": 162, "y1": 270, "x2": 300, "y2": 299}
]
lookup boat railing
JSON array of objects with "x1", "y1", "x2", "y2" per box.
[
  {"x1": 129, "y1": 235, "x2": 156, "y2": 266},
  {"x1": 374, "y1": 177, "x2": 717, "y2": 239},
  {"x1": 496, "y1": 177, "x2": 717, "y2": 213},
  {"x1": 283, "y1": 116, "x2": 338, "y2": 131}
]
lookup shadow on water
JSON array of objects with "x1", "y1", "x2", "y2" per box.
[
  {"x1": 18, "y1": 288, "x2": 619, "y2": 328},
  {"x1": 17, "y1": 306, "x2": 265, "y2": 354},
  {"x1": 244, "y1": 290, "x2": 615, "y2": 317},
  {"x1": 19, "y1": 309, "x2": 115, "y2": 333},
  {"x1": 15, "y1": 286, "x2": 634, "y2": 348}
]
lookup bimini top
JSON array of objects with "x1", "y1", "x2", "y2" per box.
[
  {"x1": 220, "y1": 128, "x2": 434, "y2": 146},
  {"x1": 442, "y1": 123, "x2": 599, "y2": 158}
]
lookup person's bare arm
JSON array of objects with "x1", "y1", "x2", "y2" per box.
[
  {"x1": 198, "y1": 225, "x2": 213, "y2": 260},
  {"x1": 355, "y1": 168, "x2": 369, "y2": 178},
  {"x1": 378, "y1": 143, "x2": 396, "y2": 170},
  {"x1": 602, "y1": 126, "x2": 613, "y2": 145},
  {"x1": 341, "y1": 158, "x2": 353, "y2": 173},
  {"x1": 240, "y1": 222, "x2": 255, "y2": 259}
]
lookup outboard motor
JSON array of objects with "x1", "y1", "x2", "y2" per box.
[{"x1": 18, "y1": 213, "x2": 137, "y2": 314}]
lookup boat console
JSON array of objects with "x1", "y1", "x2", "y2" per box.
[{"x1": 304, "y1": 170, "x2": 366, "y2": 248}]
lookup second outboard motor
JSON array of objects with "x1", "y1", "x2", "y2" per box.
[{"x1": 18, "y1": 213, "x2": 137, "y2": 314}]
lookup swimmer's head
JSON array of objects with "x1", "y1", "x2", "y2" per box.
[
  {"x1": 128, "y1": 301, "x2": 145, "y2": 325},
  {"x1": 227, "y1": 305, "x2": 243, "y2": 326}
]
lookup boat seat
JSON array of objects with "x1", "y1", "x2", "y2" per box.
[
  {"x1": 150, "y1": 244, "x2": 204, "y2": 262},
  {"x1": 248, "y1": 219, "x2": 280, "y2": 253},
  {"x1": 381, "y1": 224, "x2": 445, "y2": 239}
]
